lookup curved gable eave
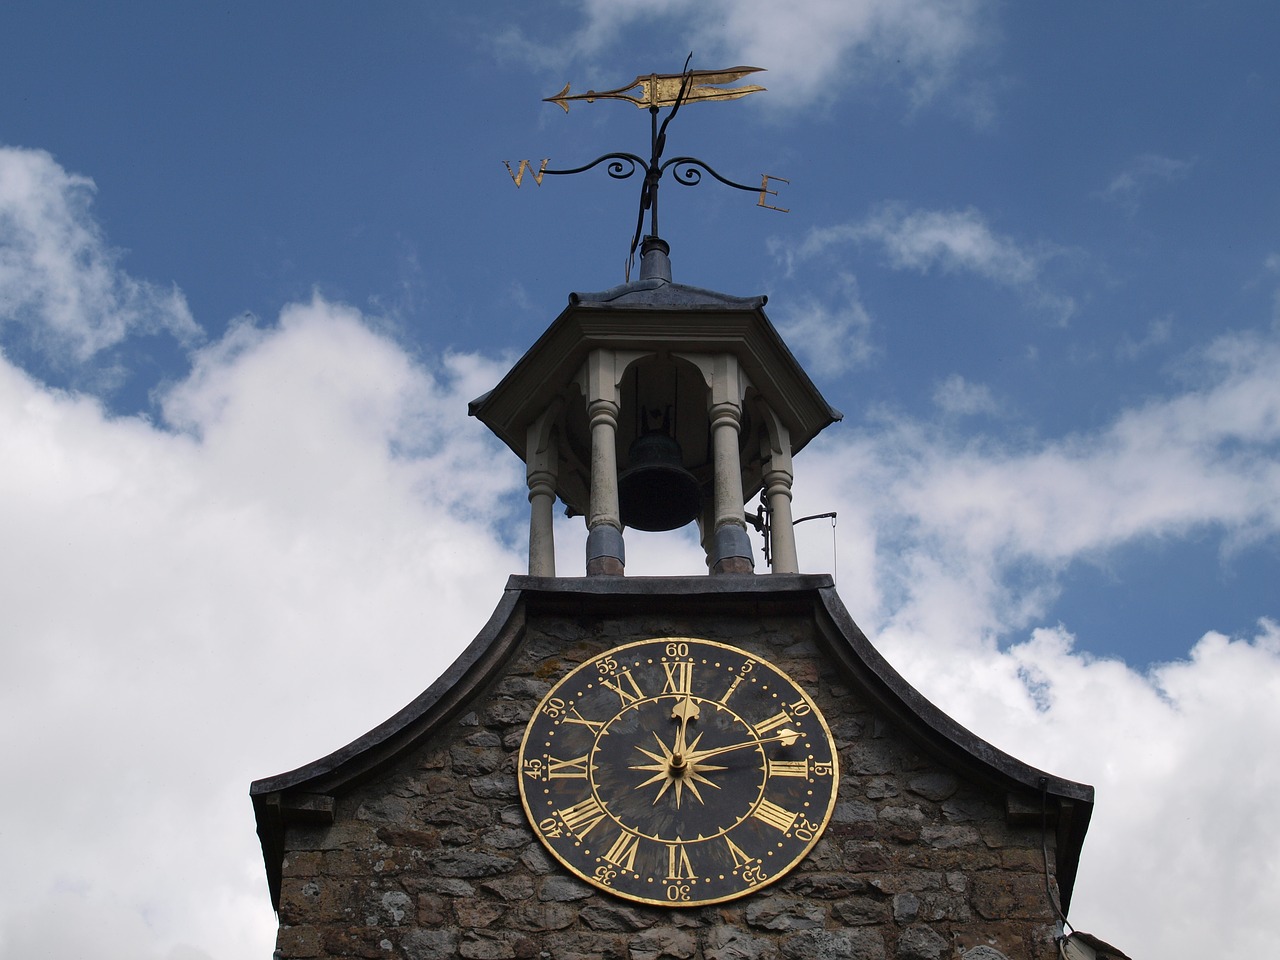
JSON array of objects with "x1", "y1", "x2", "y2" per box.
[{"x1": 250, "y1": 575, "x2": 1093, "y2": 914}]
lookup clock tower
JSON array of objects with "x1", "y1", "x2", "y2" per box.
[{"x1": 251, "y1": 67, "x2": 1097, "y2": 960}]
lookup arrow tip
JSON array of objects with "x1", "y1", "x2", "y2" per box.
[{"x1": 543, "y1": 83, "x2": 572, "y2": 113}]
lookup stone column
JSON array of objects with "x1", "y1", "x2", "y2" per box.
[
  {"x1": 759, "y1": 404, "x2": 798, "y2": 574},
  {"x1": 709, "y1": 399, "x2": 754, "y2": 574},
  {"x1": 585, "y1": 396, "x2": 624, "y2": 576},
  {"x1": 577, "y1": 349, "x2": 647, "y2": 577},
  {"x1": 696, "y1": 498, "x2": 717, "y2": 573},
  {"x1": 525, "y1": 403, "x2": 560, "y2": 577},
  {"x1": 676, "y1": 352, "x2": 756, "y2": 575}
]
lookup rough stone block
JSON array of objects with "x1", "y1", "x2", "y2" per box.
[
  {"x1": 893, "y1": 893, "x2": 919, "y2": 923},
  {"x1": 505, "y1": 901, "x2": 578, "y2": 932},
  {"x1": 357, "y1": 795, "x2": 413, "y2": 823},
  {"x1": 493, "y1": 676, "x2": 553, "y2": 700},
  {"x1": 895, "y1": 923, "x2": 950, "y2": 960},
  {"x1": 377, "y1": 890, "x2": 414, "y2": 925},
  {"x1": 459, "y1": 930, "x2": 518, "y2": 959},
  {"x1": 558, "y1": 931, "x2": 628, "y2": 959},
  {"x1": 480, "y1": 875, "x2": 535, "y2": 901},
  {"x1": 961, "y1": 947, "x2": 1012, "y2": 960},
  {"x1": 780, "y1": 928, "x2": 887, "y2": 960},
  {"x1": 865, "y1": 776, "x2": 902, "y2": 799},
  {"x1": 921, "y1": 824, "x2": 980, "y2": 849},
  {"x1": 281, "y1": 851, "x2": 323, "y2": 877},
  {"x1": 484, "y1": 700, "x2": 533, "y2": 726},
  {"x1": 414, "y1": 876, "x2": 475, "y2": 897},
  {"x1": 917, "y1": 891, "x2": 970, "y2": 922},
  {"x1": 704, "y1": 923, "x2": 782, "y2": 960},
  {"x1": 833, "y1": 800, "x2": 878, "y2": 823},
  {"x1": 995, "y1": 848, "x2": 1043, "y2": 873},
  {"x1": 465, "y1": 729, "x2": 504, "y2": 748},
  {"x1": 481, "y1": 825, "x2": 531, "y2": 849},
  {"x1": 906, "y1": 773, "x2": 959, "y2": 802},
  {"x1": 971, "y1": 872, "x2": 1053, "y2": 921},
  {"x1": 580, "y1": 904, "x2": 658, "y2": 931},
  {"x1": 401, "y1": 927, "x2": 459, "y2": 960},
  {"x1": 456, "y1": 899, "x2": 507, "y2": 928},
  {"x1": 538, "y1": 875, "x2": 594, "y2": 902},
  {"x1": 745, "y1": 895, "x2": 825, "y2": 931},
  {"x1": 834, "y1": 894, "x2": 892, "y2": 926},
  {"x1": 439, "y1": 824, "x2": 476, "y2": 846},
  {"x1": 787, "y1": 872, "x2": 870, "y2": 899},
  {"x1": 942, "y1": 795, "x2": 999, "y2": 823},
  {"x1": 519, "y1": 844, "x2": 555, "y2": 875},
  {"x1": 450, "y1": 744, "x2": 506, "y2": 777},
  {"x1": 473, "y1": 772, "x2": 522, "y2": 799},
  {"x1": 275, "y1": 923, "x2": 321, "y2": 958},
  {"x1": 420, "y1": 797, "x2": 491, "y2": 828},
  {"x1": 278, "y1": 877, "x2": 354, "y2": 924},
  {"x1": 629, "y1": 926, "x2": 697, "y2": 959},
  {"x1": 430, "y1": 849, "x2": 517, "y2": 878},
  {"x1": 416, "y1": 892, "x2": 448, "y2": 925}
]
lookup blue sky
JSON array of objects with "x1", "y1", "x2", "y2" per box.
[{"x1": 2, "y1": 2, "x2": 1279, "y2": 958}]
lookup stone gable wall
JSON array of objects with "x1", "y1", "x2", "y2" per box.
[{"x1": 272, "y1": 608, "x2": 1062, "y2": 960}]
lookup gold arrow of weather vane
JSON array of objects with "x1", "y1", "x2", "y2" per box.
[{"x1": 544, "y1": 66, "x2": 767, "y2": 112}]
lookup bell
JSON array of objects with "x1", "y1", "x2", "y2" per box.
[{"x1": 618, "y1": 432, "x2": 702, "y2": 532}]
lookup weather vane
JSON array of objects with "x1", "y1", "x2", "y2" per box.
[{"x1": 504, "y1": 56, "x2": 789, "y2": 279}]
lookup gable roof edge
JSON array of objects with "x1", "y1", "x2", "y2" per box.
[{"x1": 812, "y1": 584, "x2": 1093, "y2": 912}]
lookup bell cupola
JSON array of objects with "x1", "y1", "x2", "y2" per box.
[
  {"x1": 472, "y1": 62, "x2": 840, "y2": 576},
  {"x1": 468, "y1": 237, "x2": 840, "y2": 576}
]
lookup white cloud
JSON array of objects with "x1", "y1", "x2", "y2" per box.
[
  {"x1": 503, "y1": 0, "x2": 995, "y2": 112},
  {"x1": 774, "y1": 272, "x2": 876, "y2": 377},
  {"x1": 884, "y1": 619, "x2": 1280, "y2": 959},
  {"x1": 783, "y1": 326, "x2": 1280, "y2": 958},
  {"x1": 1116, "y1": 315, "x2": 1173, "y2": 360},
  {"x1": 11, "y1": 306, "x2": 1276, "y2": 958},
  {"x1": 0, "y1": 146, "x2": 200, "y2": 364},
  {"x1": 856, "y1": 206, "x2": 1038, "y2": 281},
  {"x1": 933, "y1": 372, "x2": 1000, "y2": 415},
  {"x1": 3, "y1": 143, "x2": 1279, "y2": 960},
  {"x1": 871, "y1": 330, "x2": 1278, "y2": 589},
  {"x1": 0, "y1": 301, "x2": 524, "y2": 960},
  {"x1": 796, "y1": 205, "x2": 1077, "y2": 322},
  {"x1": 1102, "y1": 153, "x2": 1195, "y2": 212}
]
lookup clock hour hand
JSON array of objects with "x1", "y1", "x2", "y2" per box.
[{"x1": 670, "y1": 696, "x2": 700, "y2": 769}]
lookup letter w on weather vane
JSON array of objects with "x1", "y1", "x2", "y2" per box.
[{"x1": 504, "y1": 57, "x2": 789, "y2": 280}]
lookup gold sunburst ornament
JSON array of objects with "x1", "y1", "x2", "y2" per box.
[{"x1": 517, "y1": 637, "x2": 838, "y2": 906}]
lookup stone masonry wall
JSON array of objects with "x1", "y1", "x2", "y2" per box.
[{"x1": 273, "y1": 607, "x2": 1063, "y2": 960}]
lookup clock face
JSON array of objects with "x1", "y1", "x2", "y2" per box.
[{"x1": 518, "y1": 637, "x2": 838, "y2": 906}]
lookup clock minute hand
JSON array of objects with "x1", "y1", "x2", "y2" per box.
[{"x1": 685, "y1": 729, "x2": 801, "y2": 764}]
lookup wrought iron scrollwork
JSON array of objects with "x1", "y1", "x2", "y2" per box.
[
  {"x1": 516, "y1": 57, "x2": 784, "y2": 279},
  {"x1": 506, "y1": 57, "x2": 783, "y2": 277},
  {"x1": 663, "y1": 158, "x2": 759, "y2": 195},
  {"x1": 537, "y1": 154, "x2": 646, "y2": 181}
]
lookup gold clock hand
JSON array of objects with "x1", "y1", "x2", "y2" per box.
[
  {"x1": 684, "y1": 729, "x2": 801, "y2": 764},
  {"x1": 670, "y1": 696, "x2": 700, "y2": 768}
]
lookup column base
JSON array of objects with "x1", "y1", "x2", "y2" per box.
[
  {"x1": 712, "y1": 556, "x2": 755, "y2": 575},
  {"x1": 587, "y1": 556, "x2": 626, "y2": 577},
  {"x1": 710, "y1": 524, "x2": 754, "y2": 576},
  {"x1": 586, "y1": 524, "x2": 625, "y2": 577}
]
